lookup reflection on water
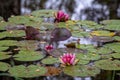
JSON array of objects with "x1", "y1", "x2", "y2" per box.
[{"x1": 21, "y1": 0, "x2": 120, "y2": 22}]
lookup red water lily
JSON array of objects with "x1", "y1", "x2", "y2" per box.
[
  {"x1": 54, "y1": 10, "x2": 69, "y2": 22},
  {"x1": 59, "y1": 53, "x2": 77, "y2": 66},
  {"x1": 45, "y1": 45, "x2": 54, "y2": 52}
]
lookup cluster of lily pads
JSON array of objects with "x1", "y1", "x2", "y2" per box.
[{"x1": 0, "y1": 9, "x2": 120, "y2": 79}]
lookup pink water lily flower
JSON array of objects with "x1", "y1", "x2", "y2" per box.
[
  {"x1": 54, "y1": 10, "x2": 69, "y2": 22},
  {"x1": 45, "y1": 45, "x2": 54, "y2": 52},
  {"x1": 59, "y1": 53, "x2": 77, "y2": 66}
]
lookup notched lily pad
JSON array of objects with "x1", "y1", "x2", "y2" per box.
[
  {"x1": 0, "y1": 46, "x2": 9, "y2": 51},
  {"x1": 0, "y1": 52, "x2": 12, "y2": 60},
  {"x1": 63, "y1": 65, "x2": 100, "y2": 77},
  {"x1": 95, "y1": 59, "x2": 120, "y2": 70},
  {"x1": 0, "y1": 62, "x2": 11, "y2": 71},
  {"x1": 13, "y1": 50, "x2": 43, "y2": 62},
  {"x1": 8, "y1": 65, "x2": 47, "y2": 78},
  {"x1": 41, "y1": 56, "x2": 58, "y2": 65},
  {"x1": 111, "y1": 53, "x2": 120, "y2": 59},
  {"x1": 97, "y1": 47, "x2": 113, "y2": 54}
]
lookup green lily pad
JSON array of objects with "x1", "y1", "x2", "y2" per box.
[
  {"x1": 97, "y1": 47, "x2": 113, "y2": 54},
  {"x1": 8, "y1": 15, "x2": 31, "y2": 24},
  {"x1": 77, "y1": 20, "x2": 102, "y2": 30},
  {"x1": 8, "y1": 65, "x2": 47, "y2": 78},
  {"x1": 72, "y1": 31, "x2": 90, "y2": 38},
  {"x1": 0, "y1": 46, "x2": 9, "y2": 51},
  {"x1": 90, "y1": 30, "x2": 115, "y2": 37},
  {"x1": 113, "y1": 36, "x2": 120, "y2": 41},
  {"x1": 41, "y1": 56, "x2": 58, "y2": 64},
  {"x1": 0, "y1": 62, "x2": 11, "y2": 71},
  {"x1": 40, "y1": 22, "x2": 55, "y2": 30},
  {"x1": 111, "y1": 53, "x2": 120, "y2": 59},
  {"x1": 95, "y1": 59, "x2": 120, "y2": 70},
  {"x1": 31, "y1": 9, "x2": 57, "y2": 18},
  {"x1": 0, "y1": 30, "x2": 25, "y2": 38},
  {"x1": 0, "y1": 52, "x2": 11, "y2": 60},
  {"x1": 104, "y1": 42, "x2": 120, "y2": 53},
  {"x1": 101, "y1": 20, "x2": 120, "y2": 31},
  {"x1": 13, "y1": 50, "x2": 43, "y2": 62},
  {"x1": 77, "y1": 59, "x2": 89, "y2": 65},
  {"x1": 63, "y1": 65, "x2": 100, "y2": 77},
  {"x1": 0, "y1": 40, "x2": 17, "y2": 47},
  {"x1": 76, "y1": 53, "x2": 101, "y2": 61}
]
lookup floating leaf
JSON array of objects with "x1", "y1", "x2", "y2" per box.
[
  {"x1": 0, "y1": 46, "x2": 9, "y2": 51},
  {"x1": 8, "y1": 15, "x2": 31, "y2": 24},
  {"x1": 95, "y1": 59, "x2": 120, "y2": 70},
  {"x1": 8, "y1": 65, "x2": 47, "y2": 78},
  {"x1": 0, "y1": 30, "x2": 25, "y2": 38},
  {"x1": 77, "y1": 20, "x2": 102, "y2": 30},
  {"x1": 113, "y1": 36, "x2": 120, "y2": 41},
  {"x1": 13, "y1": 50, "x2": 43, "y2": 62},
  {"x1": 41, "y1": 56, "x2": 58, "y2": 64},
  {"x1": 72, "y1": 31, "x2": 90, "y2": 38},
  {"x1": 0, "y1": 21, "x2": 9, "y2": 30},
  {"x1": 90, "y1": 30, "x2": 115, "y2": 37},
  {"x1": 76, "y1": 52, "x2": 101, "y2": 61},
  {"x1": 0, "y1": 62, "x2": 11, "y2": 71},
  {"x1": 111, "y1": 53, "x2": 120, "y2": 59},
  {"x1": 97, "y1": 47, "x2": 113, "y2": 54},
  {"x1": 0, "y1": 52, "x2": 11, "y2": 60},
  {"x1": 63, "y1": 65, "x2": 100, "y2": 77},
  {"x1": 104, "y1": 42, "x2": 120, "y2": 53},
  {"x1": 101, "y1": 20, "x2": 120, "y2": 31},
  {"x1": 0, "y1": 40, "x2": 17, "y2": 47},
  {"x1": 31, "y1": 9, "x2": 57, "y2": 18},
  {"x1": 77, "y1": 59, "x2": 89, "y2": 65}
]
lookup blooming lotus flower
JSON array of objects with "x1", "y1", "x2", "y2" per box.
[
  {"x1": 45, "y1": 45, "x2": 54, "y2": 52},
  {"x1": 54, "y1": 10, "x2": 69, "y2": 22},
  {"x1": 59, "y1": 53, "x2": 77, "y2": 66}
]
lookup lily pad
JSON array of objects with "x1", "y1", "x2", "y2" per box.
[
  {"x1": 8, "y1": 65, "x2": 47, "y2": 78},
  {"x1": 0, "y1": 52, "x2": 11, "y2": 60},
  {"x1": 97, "y1": 47, "x2": 113, "y2": 54},
  {"x1": 31, "y1": 9, "x2": 57, "y2": 18},
  {"x1": 0, "y1": 30, "x2": 25, "y2": 38},
  {"x1": 0, "y1": 62, "x2": 11, "y2": 71},
  {"x1": 72, "y1": 31, "x2": 90, "y2": 38},
  {"x1": 111, "y1": 53, "x2": 120, "y2": 59},
  {"x1": 90, "y1": 30, "x2": 115, "y2": 37},
  {"x1": 113, "y1": 36, "x2": 120, "y2": 41},
  {"x1": 76, "y1": 53, "x2": 101, "y2": 61},
  {"x1": 77, "y1": 20, "x2": 102, "y2": 30},
  {"x1": 104, "y1": 42, "x2": 120, "y2": 53},
  {"x1": 41, "y1": 56, "x2": 58, "y2": 64},
  {"x1": 13, "y1": 50, "x2": 43, "y2": 62},
  {"x1": 0, "y1": 46, "x2": 9, "y2": 51},
  {"x1": 63, "y1": 65, "x2": 100, "y2": 77},
  {"x1": 0, "y1": 21, "x2": 9, "y2": 30},
  {"x1": 8, "y1": 15, "x2": 31, "y2": 24},
  {"x1": 0, "y1": 40, "x2": 17, "y2": 47},
  {"x1": 95, "y1": 59, "x2": 120, "y2": 70}
]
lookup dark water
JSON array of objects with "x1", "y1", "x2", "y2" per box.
[{"x1": 0, "y1": 0, "x2": 120, "y2": 22}]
